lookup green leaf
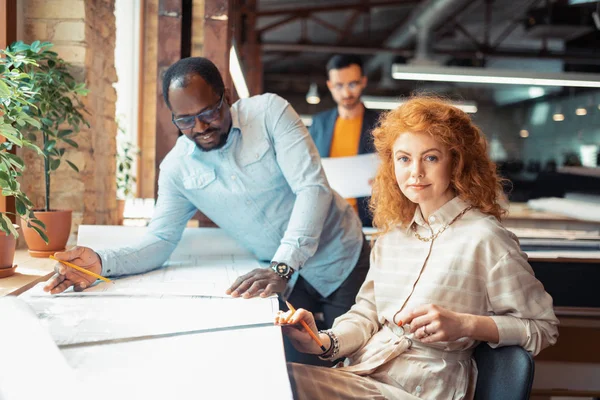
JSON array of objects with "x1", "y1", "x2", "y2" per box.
[
  {"x1": 50, "y1": 159, "x2": 61, "y2": 171},
  {"x1": 22, "y1": 115, "x2": 41, "y2": 128},
  {"x1": 0, "y1": 214, "x2": 18, "y2": 238},
  {"x1": 62, "y1": 138, "x2": 78, "y2": 148},
  {"x1": 0, "y1": 80, "x2": 10, "y2": 98},
  {"x1": 31, "y1": 40, "x2": 41, "y2": 52},
  {"x1": 15, "y1": 198, "x2": 27, "y2": 215},
  {"x1": 23, "y1": 141, "x2": 44, "y2": 156},
  {"x1": 66, "y1": 160, "x2": 79, "y2": 172},
  {"x1": 44, "y1": 139, "x2": 57, "y2": 152},
  {"x1": 29, "y1": 218, "x2": 46, "y2": 230},
  {"x1": 58, "y1": 129, "x2": 73, "y2": 138},
  {"x1": 30, "y1": 224, "x2": 49, "y2": 243},
  {"x1": 0, "y1": 125, "x2": 22, "y2": 146}
]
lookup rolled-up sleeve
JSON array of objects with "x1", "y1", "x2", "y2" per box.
[{"x1": 486, "y1": 250, "x2": 559, "y2": 356}]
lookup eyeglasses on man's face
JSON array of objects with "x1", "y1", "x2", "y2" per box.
[
  {"x1": 172, "y1": 94, "x2": 224, "y2": 130},
  {"x1": 331, "y1": 81, "x2": 362, "y2": 92}
]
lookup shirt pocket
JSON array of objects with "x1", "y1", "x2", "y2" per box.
[
  {"x1": 238, "y1": 137, "x2": 282, "y2": 189},
  {"x1": 183, "y1": 169, "x2": 217, "y2": 191}
]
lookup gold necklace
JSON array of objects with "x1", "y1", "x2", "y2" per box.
[{"x1": 412, "y1": 206, "x2": 473, "y2": 242}]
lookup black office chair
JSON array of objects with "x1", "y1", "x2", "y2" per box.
[{"x1": 473, "y1": 343, "x2": 534, "y2": 400}]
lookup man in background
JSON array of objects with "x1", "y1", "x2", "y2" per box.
[{"x1": 309, "y1": 54, "x2": 379, "y2": 227}]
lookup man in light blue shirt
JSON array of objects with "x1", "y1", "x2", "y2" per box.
[{"x1": 44, "y1": 57, "x2": 369, "y2": 364}]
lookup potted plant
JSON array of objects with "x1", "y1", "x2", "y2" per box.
[
  {"x1": 0, "y1": 43, "x2": 48, "y2": 276},
  {"x1": 7, "y1": 41, "x2": 89, "y2": 258},
  {"x1": 116, "y1": 118, "x2": 138, "y2": 225}
]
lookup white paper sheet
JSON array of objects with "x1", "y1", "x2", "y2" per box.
[
  {"x1": 25, "y1": 255, "x2": 262, "y2": 298},
  {"x1": 21, "y1": 295, "x2": 279, "y2": 346},
  {"x1": 321, "y1": 153, "x2": 379, "y2": 198},
  {"x1": 527, "y1": 197, "x2": 600, "y2": 223},
  {"x1": 0, "y1": 297, "x2": 80, "y2": 400},
  {"x1": 63, "y1": 325, "x2": 293, "y2": 400}
]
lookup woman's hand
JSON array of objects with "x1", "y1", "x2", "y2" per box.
[
  {"x1": 275, "y1": 308, "x2": 331, "y2": 355},
  {"x1": 397, "y1": 304, "x2": 473, "y2": 343}
]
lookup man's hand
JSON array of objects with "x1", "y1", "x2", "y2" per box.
[
  {"x1": 43, "y1": 246, "x2": 103, "y2": 294},
  {"x1": 226, "y1": 267, "x2": 287, "y2": 298}
]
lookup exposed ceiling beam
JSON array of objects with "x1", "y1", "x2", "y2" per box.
[
  {"x1": 257, "y1": 14, "x2": 300, "y2": 35},
  {"x1": 263, "y1": 43, "x2": 413, "y2": 56},
  {"x1": 251, "y1": 0, "x2": 418, "y2": 17},
  {"x1": 310, "y1": 14, "x2": 345, "y2": 35},
  {"x1": 261, "y1": 42, "x2": 600, "y2": 65},
  {"x1": 337, "y1": 9, "x2": 363, "y2": 43}
]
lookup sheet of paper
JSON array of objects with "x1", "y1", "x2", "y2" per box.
[
  {"x1": 63, "y1": 325, "x2": 293, "y2": 400},
  {"x1": 321, "y1": 153, "x2": 379, "y2": 198},
  {"x1": 525, "y1": 250, "x2": 600, "y2": 259},
  {"x1": 24, "y1": 254, "x2": 261, "y2": 298},
  {"x1": 508, "y1": 227, "x2": 600, "y2": 240},
  {"x1": 20, "y1": 295, "x2": 279, "y2": 346},
  {"x1": 0, "y1": 297, "x2": 80, "y2": 400},
  {"x1": 527, "y1": 197, "x2": 600, "y2": 223}
]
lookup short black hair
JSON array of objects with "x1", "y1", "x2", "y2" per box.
[
  {"x1": 162, "y1": 57, "x2": 225, "y2": 109},
  {"x1": 326, "y1": 54, "x2": 364, "y2": 75}
]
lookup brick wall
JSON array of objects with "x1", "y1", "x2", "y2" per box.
[{"x1": 19, "y1": 0, "x2": 118, "y2": 245}]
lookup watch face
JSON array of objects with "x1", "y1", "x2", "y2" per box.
[{"x1": 276, "y1": 263, "x2": 290, "y2": 276}]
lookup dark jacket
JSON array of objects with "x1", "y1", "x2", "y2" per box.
[{"x1": 309, "y1": 107, "x2": 379, "y2": 226}]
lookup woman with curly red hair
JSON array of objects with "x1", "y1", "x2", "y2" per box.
[{"x1": 277, "y1": 96, "x2": 558, "y2": 399}]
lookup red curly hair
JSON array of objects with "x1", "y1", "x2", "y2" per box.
[{"x1": 370, "y1": 95, "x2": 507, "y2": 234}]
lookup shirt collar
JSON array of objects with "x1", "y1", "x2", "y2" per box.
[{"x1": 405, "y1": 196, "x2": 472, "y2": 233}]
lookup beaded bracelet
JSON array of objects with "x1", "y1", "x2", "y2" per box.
[{"x1": 317, "y1": 329, "x2": 339, "y2": 360}]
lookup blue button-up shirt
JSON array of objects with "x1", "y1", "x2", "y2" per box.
[{"x1": 98, "y1": 93, "x2": 363, "y2": 297}]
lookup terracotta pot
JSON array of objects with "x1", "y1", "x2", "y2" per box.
[
  {"x1": 22, "y1": 210, "x2": 72, "y2": 258},
  {"x1": 117, "y1": 199, "x2": 125, "y2": 225},
  {"x1": 0, "y1": 225, "x2": 18, "y2": 278}
]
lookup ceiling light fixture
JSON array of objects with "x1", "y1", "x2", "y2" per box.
[
  {"x1": 553, "y1": 106, "x2": 565, "y2": 121},
  {"x1": 392, "y1": 65, "x2": 600, "y2": 88},
  {"x1": 362, "y1": 96, "x2": 477, "y2": 113},
  {"x1": 306, "y1": 83, "x2": 320, "y2": 105},
  {"x1": 528, "y1": 87, "x2": 545, "y2": 98},
  {"x1": 519, "y1": 129, "x2": 529, "y2": 138},
  {"x1": 229, "y1": 44, "x2": 249, "y2": 99},
  {"x1": 575, "y1": 107, "x2": 587, "y2": 116}
]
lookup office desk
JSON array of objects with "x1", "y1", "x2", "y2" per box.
[
  {"x1": 13, "y1": 227, "x2": 293, "y2": 400},
  {"x1": 0, "y1": 250, "x2": 54, "y2": 296},
  {"x1": 506, "y1": 202, "x2": 600, "y2": 231}
]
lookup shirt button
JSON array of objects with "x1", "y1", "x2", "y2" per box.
[
  {"x1": 429, "y1": 215, "x2": 436, "y2": 223},
  {"x1": 255, "y1": 153, "x2": 260, "y2": 159},
  {"x1": 231, "y1": 175, "x2": 237, "y2": 180},
  {"x1": 415, "y1": 386, "x2": 422, "y2": 393}
]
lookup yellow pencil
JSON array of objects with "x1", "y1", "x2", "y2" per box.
[
  {"x1": 285, "y1": 301, "x2": 327, "y2": 353},
  {"x1": 49, "y1": 255, "x2": 113, "y2": 284}
]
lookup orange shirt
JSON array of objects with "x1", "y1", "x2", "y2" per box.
[{"x1": 329, "y1": 116, "x2": 362, "y2": 211}]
